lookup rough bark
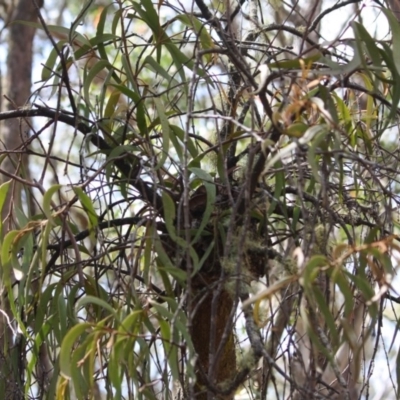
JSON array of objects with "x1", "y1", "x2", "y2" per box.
[
  {"x1": 0, "y1": 0, "x2": 44, "y2": 398},
  {"x1": 191, "y1": 286, "x2": 236, "y2": 400}
]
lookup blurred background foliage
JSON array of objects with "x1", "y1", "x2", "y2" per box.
[{"x1": 2, "y1": 0, "x2": 400, "y2": 399}]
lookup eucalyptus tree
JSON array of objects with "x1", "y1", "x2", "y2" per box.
[{"x1": 1, "y1": 0, "x2": 400, "y2": 399}]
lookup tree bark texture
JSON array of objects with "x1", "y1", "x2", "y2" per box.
[
  {"x1": 191, "y1": 286, "x2": 236, "y2": 400},
  {"x1": 0, "y1": 1, "x2": 43, "y2": 398}
]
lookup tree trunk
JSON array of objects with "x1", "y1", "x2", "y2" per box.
[
  {"x1": 192, "y1": 286, "x2": 236, "y2": 400},
  {"x1": 0, "y1": 0, "x2": 43, "y2": 398}
]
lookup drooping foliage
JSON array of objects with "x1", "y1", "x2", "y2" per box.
[{"x1": 1, "y1": 0, "x2": 400, "y2": 399}]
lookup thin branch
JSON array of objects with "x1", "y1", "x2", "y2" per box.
[
  {"x1": 309, "y1": 0, "x2": 364, "y2": 32},
  {"x1": 0, "y1": 105, "x2": 164, "y2": 211}
]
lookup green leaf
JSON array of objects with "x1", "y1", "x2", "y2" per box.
[
  {"x1": 136, "y1": 0, "x2": 160, "y2": 33},
  {"x1": 396, "y1": 347, "x2": 400, "y2": 400},
  {"x1": 194, "y1": 240, "x2": 214, "y2": 275},
  {"x1": 176, "y1": 14, "x2": 214, "y2": 62},
  {"x1": 268, "y1": 160, "x2": 284, "y2": 215},
  {"x1": 162, "y1": 191, "x2": 176, "y2": 233},
  {"x1": 34, "y1": 283, "x2": 58, "y2": 331},
  {"x1": 330, "y1": 269, "x2": 353, "y2": 318},
  {"x1": 153, "y1": 97, "x2": 170, "y2": 169},
  {"x1": 164, "y1": 41, "x2": 190, "y2": 87},
  {"x1": 320, "y1": 41, "x2": 362, "y2": 75},
  {"x1": 170, "y1": 125, "x2": 198, "y2": 158},
  {"x1": 110, "y1": 83, "x2": 148, "y2": 135},
  {"x1": 42, "y1": 184, "x2": 63, "y2": 220},
  {"x1": 265, "y1": 125, "x2": 325, "y2": 172},
  {"x1": 299, "y1": 303, "x2": 334, "y2": 361},
  {"x1": 189, "y1": 168, "x2": 216, "y2": 243},
  {"x1": 345, "y1": 271, "x2": 378, "y2": 319},
  {"x1": 352, "y1": 21, "x2": 382, "y2": 69},
  {"x1": 158, "y1": 193, "x2": 199, "y2": 271},
  {"x1": 73, "y1": 187, "x2": 98, "y2": 241},
  {"x1": 159, "y1": 318, "x2": 180, "y2": 380},
  {"x1": 153, "y1": 239, "x2": 177, "y2": 294},
  {"x1": 268, "y1": 53, "x2": 321, "y2": 70},
  {"x1": 109, "y1": 345, "x2": 123, "y2": 391},
  {"x1": 83, "y1": 59, "x2": 111, "y2": 108},
  {"x1": 96, "y1": 5, "x2": 118, "y2": 73},
  {"x1": 14, "y1": 21, "x2": 89, "y2": 45},
  {"x1": 118, "y1": 310, "x2": 143, "y2": 335},
  {"x1": 130, "y1": 0, "x2": 161, "y2": 61},
  {"x1": 380, "y1": 43, "x2": 400, "y2": 119},
  {"x1": 307, "y1": 128, "x2": 328, "y2": 182},
  {"x1": 381, "y1": 8, "x2": 400, "y2": 77},
  {"x1": 301, "y1": 255, "x2": 328, "y2": 288},
  {"x1": 158, "y1": 265, "x2": 187, "y2": 282},
  {"x1": 144, "y1": 56, "x2": 179, "y2": 86},
  {"x1": 311, "y1": 286, "x2": 340, "y2": 349},
  {"x1": 41, "y1": 219, "x2": 53, "y2": 281},
  {"x1": 1, "y1": 230, "x2": 19, "y2": 267},
  {"x1": 318, "y1": 85, "x2": 339, "y2": 124},
  {"x1": 60, "y1": 323, "x2": 92, "y2": 379},
  {"x1": 121, "y1": 54, "x2": 140, "y2": 93},
  {"x1": 75, "y1": 295, "x2": 119, "y2": 320},
  {"x1": 41, "y1": 41, "x2": 66, "y2": 81},
  {"x1": 70, "y1": 341, "x2": 89, "y2": 397},
  {"x1": 0, "y1": 180, "x2": 11, "y2": 235},
  {"x1": 58, "y1": 295, "x2": 68, "y2": 338},
  {"x1": 103, "y1": 84, "x2": 120, "y2": 122}
]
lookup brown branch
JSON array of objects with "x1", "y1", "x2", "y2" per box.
[
  {"x1": 309, "y1": 0, "x2": 363, "y2": 32},
  {"x1": 0, "y1": 105, "x2": 164, "y2": 211},
  {"x1": 44, "y1": 216, "x2": 159, "y2": 273}
]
